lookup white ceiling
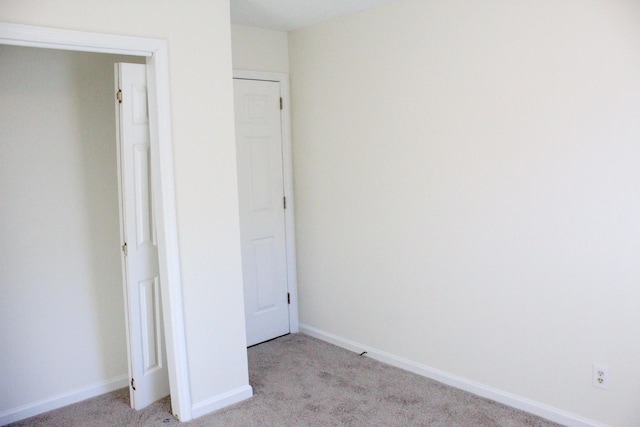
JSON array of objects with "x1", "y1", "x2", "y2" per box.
[{"x1": 230, "y1": 0, "x2": 396, "y2": 32}]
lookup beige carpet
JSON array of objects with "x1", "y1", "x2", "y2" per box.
[{"x1": 9, "y1": 334, "x2": 563, "y2": 426}]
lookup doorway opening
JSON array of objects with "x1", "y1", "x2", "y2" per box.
[{"x1": 0, "y1": 22, "x2": 191, "y2": 423}]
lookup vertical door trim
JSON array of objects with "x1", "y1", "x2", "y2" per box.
[
  {"x1": 0, "y1": 22, "x2": 192, "y2": 421},
  {"x1": 233, "y1": 69, "x2": 299, "y2": 334}
]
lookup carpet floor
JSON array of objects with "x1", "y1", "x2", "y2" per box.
[{"x1": 9, "y1": 334, "x2": 563, "y2": 426}]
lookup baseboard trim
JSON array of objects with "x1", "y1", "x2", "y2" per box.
[
  {"x1": 0, "y1": 374, "x2": 128, "y2": 426},
  {"x1": 190, "y1": 385, "x2": 253, "y2": 420},
  {"x1": 299, "y1": 324, "x2": 608, "y2": 427}
]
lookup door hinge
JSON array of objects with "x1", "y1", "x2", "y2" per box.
[
  {"x1": 287, "y1": 293, "x2": 291, "y2": 304},
  {"x1": 280, "y1": 97, "x2": 283, "y2": 110},
  {"x1": 117, "y1": 89, "x2": 123, "y2": 104},
  {"x1": 122, "y1": 242, "x2": 128, "y2": 256},
  {"x1": 283, "y1": 196, "x2": 287, "y2": 210},
  {"x1": 130, "y1": 378, "x2": 136, "y2": 390}
]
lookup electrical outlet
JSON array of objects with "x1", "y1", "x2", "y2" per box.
[{"x1": 592, "y1": 363, "x2": 610, "y2": 390}]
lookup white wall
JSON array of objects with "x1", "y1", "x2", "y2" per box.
[
  {"x1": 0, "y1": 45, "x2": 142, "y2": 415},
  {"x1": 0, "y1": 0, "x2": 250, "y2": 419},
  {"x1": 231, "y1": 24, "x2": 289, "y2": 73},
  {"x1": 289, "y1": 1, "x2": 640, "y2": 426}
]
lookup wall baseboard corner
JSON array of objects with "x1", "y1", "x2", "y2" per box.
[
  {"x1": 190, "y1": 385, "x2": 253, "y2": 420},
  {"x1": 299, "y1": 324, "x2": 608, "y2": 427}
]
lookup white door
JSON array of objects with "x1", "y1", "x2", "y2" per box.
[
  {"x1": 116, "y1": 63, "x2": 170, "y2": 409},
  {"x1": 234, "y1": 78, "x2": 290, "y2": 346}
]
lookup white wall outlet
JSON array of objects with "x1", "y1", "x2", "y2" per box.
[{"x1": 592, "y1": 363, "x2": 610, "y2": 390}]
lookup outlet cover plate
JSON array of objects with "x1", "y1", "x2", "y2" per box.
[{"x1": 593, "y1": 363, "x2": 610, "y2": 390}]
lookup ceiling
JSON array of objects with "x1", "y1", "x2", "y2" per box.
[{"x1": 230, "y1": 0, "x2": 396, "y2": 32}]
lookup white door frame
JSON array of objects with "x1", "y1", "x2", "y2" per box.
[
  {"x1": 233, "y1": 70, "x2": 299, "y2": 334},
  {"x1": 0, "y1": 22, "x2": 192, "y2": 421}
]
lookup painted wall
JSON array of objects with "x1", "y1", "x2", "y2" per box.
[
  {"x1": 0, "y1": 45, "x2": 142, "y2": 414},
  {"x1": 289, "y1": 1, "x2": 640, "y2": 426},
  {"x1": 0, "y1": 0, "x2": 250, "y2": 418},
  {"x1": 231, "y1": 24, "x2": 289, "y2": 73}
]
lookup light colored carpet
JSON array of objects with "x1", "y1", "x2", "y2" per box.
[{"x1": 9, "y1": 334, "x2": 563, "y2": 426}]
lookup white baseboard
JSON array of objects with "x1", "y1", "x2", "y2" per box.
[
  {"x1": 0, "y1": 375, "x2": 128, "y2": 426},
  {"x1": 190, "y1": 385, "x2": 253, "y2": 420},
  {"x1": 300, "y1": 324, "x2": 608, "y2": 427}
]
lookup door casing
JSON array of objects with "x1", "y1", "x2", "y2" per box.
[
  {"x1": 0, "y1": 22, "x2": 192, "y2": 421},
  {"x1": 233, "y1": 69, "x2": 299, "y2": 335}
]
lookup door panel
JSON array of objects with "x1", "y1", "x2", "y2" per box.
[
  {"x1": 234, "y1": 78, "x2": 290, "y2": 346},
  {"x1": 116, "y1": 63, "x2": 169, "y2": 410},
  {"x1": 140, "y1": 276, "x2": 161, "y2": 372},
  {"x1": 134, "y1": 145, "x2": 153, "y2": 246},
  {"x1": 253, "y1": 236, "x2": 277, "y2": 311}
]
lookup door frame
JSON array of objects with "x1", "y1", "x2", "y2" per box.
[
  {"x1": 233, "y1": 70, "x2": 299, "y2": 334},
  {"x1": 0, "y1": 22, "x2": 192, "y2": 421}
]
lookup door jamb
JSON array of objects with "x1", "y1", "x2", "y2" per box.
[
  {"x1": 233, "y1": 69, "x2": 299, "y2": 334},
  {"x1": 0, "y1": 22, "x2": 192, "y2": 421}
]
